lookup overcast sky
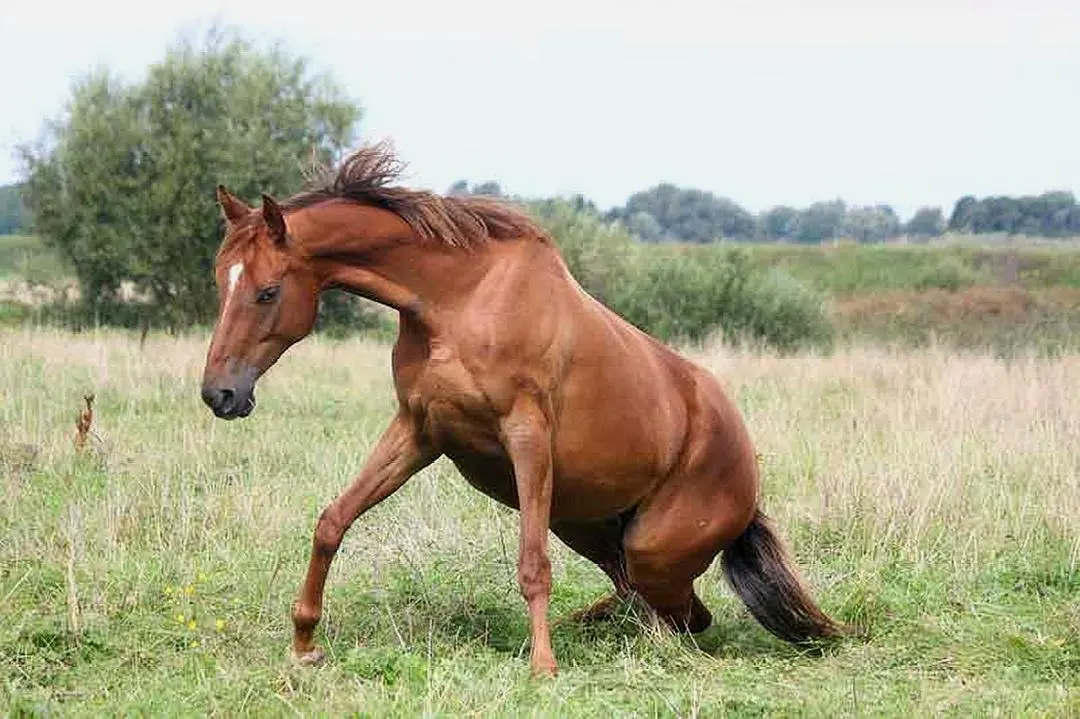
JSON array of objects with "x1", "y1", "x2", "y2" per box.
[{"x1": 2, "y1": 0, "x2": 1078, "y2": 218}]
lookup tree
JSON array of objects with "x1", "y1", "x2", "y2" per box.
[
  {"x1": 447, "y1": 179, "x2": 505, "y2": 197},
  {"x1": 624, "y1": 210, "x2": 666, "y2": 243},
  {"x1": 614, "y1": 184, "x2": 757, "y2": 243},
  {"x1": 18, "y1": 26, "x2": 360, "y2": 327},
  {"x1": 0, "y1": 184, "x2": 25, "y2": 235},
  {"x1": 794, "y1": 199, "x2": 846, "y2": 243},
  {"x1": 758, "y1": 205, "x2": 800, "y2": 241},
  {"x1": 842, "y1": 204, "x2": 901, "y2": 243},
  {"x1": 904, "y1": 206, "x2": 945, "y2": 238}
]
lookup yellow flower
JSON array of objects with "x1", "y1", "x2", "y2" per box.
[
  {"x1": 164, "y1": 585, "x2": 173, "y2": 595},
  {"x1": 175, "y1": 613, "x2": 185, "y2": 624},
  {"x1": 187, "y1": 619, "x2": 197, "y2": 631},
  {"x1": 215, "y1": 619, "x2": 226, "y2": 632},
  {"x1": 190, "y1": 640, "x2": 199, "y2": 649},
  {"x1": 184, "y1": 584, "x2": 195, "y2": 596},
  {"x1": 198, "y1": 572, "x2": 208, "y2": 582}
]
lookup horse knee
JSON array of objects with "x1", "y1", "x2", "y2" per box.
[{"x1": 313, "y1": 508, "x2": 345, "y2": 558}]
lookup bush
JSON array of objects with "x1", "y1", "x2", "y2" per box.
[
  {"x1": 314, "y1": 290, "x2": 397, "y2": 340},
  {"x1": 534, "y1": 202, "x2": 833, "y2": 352},
  {"x1": 531, "y1": 198, "x2": 637, "y2": 306},
  {"x1": 610, "y1": 247, "x2": 833, "y2": 352}
]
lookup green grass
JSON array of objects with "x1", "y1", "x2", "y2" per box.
[
  {"x1": 0, "y1": 235, "x2": 68, "y2": 283},
  {"x1": 1, "y1": 329, "x2": 1077, "y2": 716},
  {"x1": 716, "y1": 239, "x2": 1080, "y2": 296}
]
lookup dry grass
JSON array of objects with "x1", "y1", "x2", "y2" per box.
[{"x1": 1, "y1": 328, "x2": 1078, "y2": 716}]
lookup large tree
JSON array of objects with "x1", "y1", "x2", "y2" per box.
[{"x1": 19, "y1": 26, "x2": 360, "y2": 327}]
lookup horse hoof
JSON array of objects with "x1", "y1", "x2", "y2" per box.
[
  {"x1": 530, "y1": 660, "x2": 558, "y2": 678},
  {"x1": 293, "y1": 646, "x2": 326, "y2": 666}
]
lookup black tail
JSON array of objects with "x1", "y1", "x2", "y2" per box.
[{"x1": 721, "y1": 510, "x2": 847, "y2": 643}]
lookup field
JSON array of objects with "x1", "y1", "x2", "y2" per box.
[{"x1": 2, "y1": 328, "x2": 1077, "y2": 716}]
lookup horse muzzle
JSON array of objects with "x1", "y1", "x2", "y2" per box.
[{"x1": 201, "y1": 382, "x2": 257, "y2": 420}]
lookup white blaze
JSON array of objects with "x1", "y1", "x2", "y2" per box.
[{"x1": 222, "y1": 262, "x2": 244, "y2": 315}]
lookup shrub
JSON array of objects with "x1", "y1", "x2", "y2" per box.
[{"x1": 610, "y1": 247, "x2": 833, "y2": 352}]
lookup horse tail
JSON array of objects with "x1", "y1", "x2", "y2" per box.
[{"x1": 721, "y1": 510, "x2": 847, "y2": 643}]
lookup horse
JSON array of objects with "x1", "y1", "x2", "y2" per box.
[{"x1": 200, "y1": 141, "x2": 846, "y2": 677}]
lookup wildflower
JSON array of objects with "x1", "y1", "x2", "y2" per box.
[
  {"x1": 215, "y1": 619, "x2": 226, "y2": 632},
  {"x1": 164, "y1": 585, "x2": 174, "y2": 596},
  {"x1": 184, "y1": 584, "x2": 195, "y2": 596},
  {"x1": 187, "y1": 619, "x2": 197, "y2": 631},
  {"x1": 175, "y1": 613, "x2": 186, "y2": 624},
  {"x1": 198, "y1": 572, "x2": 208, "y2": 582}
]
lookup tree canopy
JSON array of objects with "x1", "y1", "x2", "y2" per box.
[{"x1": 18, "y1": 27, "x2": 360, "y2": 326}]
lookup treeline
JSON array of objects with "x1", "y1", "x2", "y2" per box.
[
  {"x1": 7, "y1": 151, "x2": 1079, "y2": 248},
  {"x1": 451, "y1": 181, "x2": 1080, "y2": 244}
]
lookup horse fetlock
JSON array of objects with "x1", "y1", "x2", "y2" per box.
[{"x1": 291, "y1": 602, "x2": 322, "y2": 633}]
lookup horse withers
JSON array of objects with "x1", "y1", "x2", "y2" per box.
[{"x1": 201, "y1": 142, "x2": 846, "y2": 676}]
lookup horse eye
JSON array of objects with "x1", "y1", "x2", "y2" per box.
[{"x1": 256, "y1": 286, "x2": 280, "y2": 304}]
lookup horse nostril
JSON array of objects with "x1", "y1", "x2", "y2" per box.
[{"x1": 201, "y1": 386, "x2": 235, "y2": 413}]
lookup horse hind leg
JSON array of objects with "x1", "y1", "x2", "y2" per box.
[
  {"x1": 549, "y1": 514, "x2": 634, "y2": 625},
  {"x1": 621, "y1": 457, "x2": 760, "y2": 634}
]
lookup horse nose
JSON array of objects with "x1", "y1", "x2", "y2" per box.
[{"x1": 201, "y1": 386, "x2": 234, "y2": 414}]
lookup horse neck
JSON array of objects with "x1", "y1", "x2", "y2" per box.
[{"x1": 289, "y1": 201, "x2": 501, "y2": 322}]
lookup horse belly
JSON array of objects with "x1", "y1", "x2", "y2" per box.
[
  {"x1": 440, "y1": 414, "x2": 663, "y2": 522},
  {"x1": 446, "y1": 445, "x2": 654, "y2": 522}
]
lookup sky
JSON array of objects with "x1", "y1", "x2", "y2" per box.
[{"x1": 1, "y1": 0, "x2": 1078, "y2": 219}]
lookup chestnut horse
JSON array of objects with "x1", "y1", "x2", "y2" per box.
[{"x1": 201, "y1": 142, "x2": 845, "y2": 676}]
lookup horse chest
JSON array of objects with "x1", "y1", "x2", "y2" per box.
[{"x1": 405, "y1": 359, "x2": 504, "y2": 453}]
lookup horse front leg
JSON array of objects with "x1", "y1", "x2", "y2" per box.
[
  {"x1": 501, "y1": 398, "x2": 557, "y2": 677},
  {"x1": 292, "y1": 412, "x2": 435, "y2": 664}
]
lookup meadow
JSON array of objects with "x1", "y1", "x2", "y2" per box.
[{"x1": 1, "y1": 328, "x2": 1077, "y2": 716}]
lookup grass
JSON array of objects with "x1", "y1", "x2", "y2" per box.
[
  {"x1": 729, "y1": 239, "x2": 1080, "y2": 296},
  {"x1": 1, "y1": 328, "x2": 1077, "y2": 716},
  {"x1": 0, "y1": 235, "x2": 67, "y2": 284}
]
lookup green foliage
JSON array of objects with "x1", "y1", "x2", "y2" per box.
[
  {"x1": 17, "y1": 26, "x2": 360, "y2": 329},
  {"x1": 530, "y1": 198, "x2": 637, "y2": 306},
  {"x1": 739, "y1": 243, "x2": 999, "y2": 296},
  {"x1": 0, "y1": 184, "x2": 26, "y2": 234},
  {"x1": 759, "y1": 205, "x2": 800, "y2": 241},
  {"x1": 611, "y1": 247, "x2": 833, "y2": 352},
  {"x1": 842, "y1": 204, "x2": 901, "y2": 243},
  {"x1": 533, "y1": 201, "x2": 832, "y2": 352},
  {"x1": 831, "y1": 286, "x2": 1080, "y2": 356},
  {"x1": 313, "y1": 290, "x2": 397, "y2": 340},
  {"x1": 793, "y1": 199, "x2": 847, "y2": 243},
  {"x1": 948, "y1": 191, "x2": 1080, "y2": 236},
  {"x1": 609, "y1": 183, "x2": 758, "y2": 243},
  {"x1": 0, "y1": 234, "x2": 69, "y2": 282},
  {"x1": 904, "y1": 206, "x2": 945, "y2": 238}
]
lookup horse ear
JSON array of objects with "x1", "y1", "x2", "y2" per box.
[
  {"x1": 216, "y1": 185, "x2": 251, "y2": 224},
  {"x1": 261, "y1": 193, "x2": 287, "y2": 245}
]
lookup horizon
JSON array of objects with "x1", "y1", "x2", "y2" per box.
[{"x1": 2, "y1": 0, "x2": 1078, "y2": 218}]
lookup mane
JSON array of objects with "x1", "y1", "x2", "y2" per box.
[{"x1": 280, "y1": 140, "x2": 548, "y2": 248}]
